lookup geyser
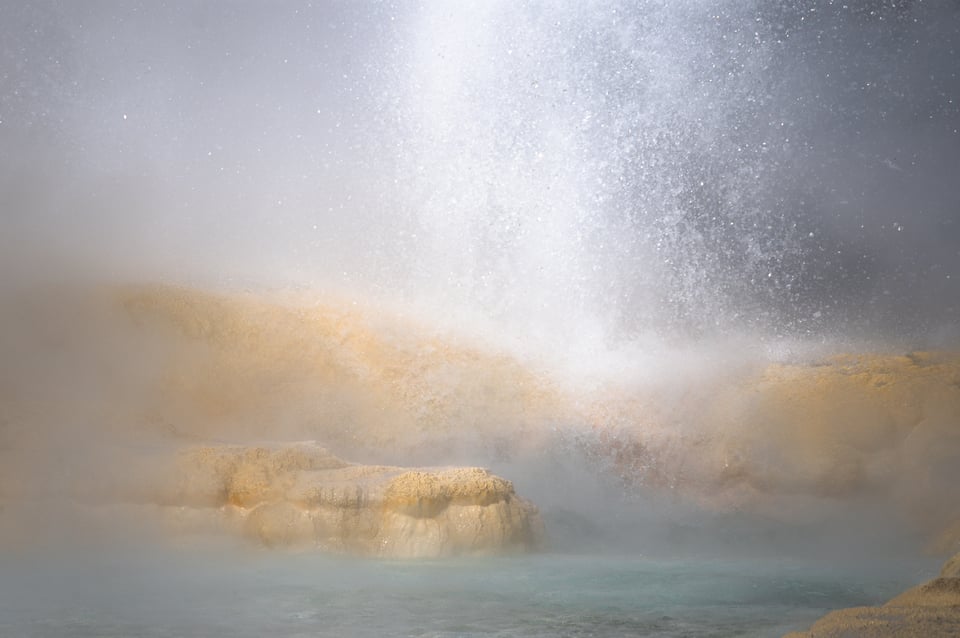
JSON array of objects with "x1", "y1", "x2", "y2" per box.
[
  {"x1": 383, "y1": 0, "x2": 960, "y2": 349},
  {"x1": 2, "y1": 1, "x2": 957, "y2": 346},
  {"x1": 1, "y1": 1, "x2": 959, "y2": 636}
]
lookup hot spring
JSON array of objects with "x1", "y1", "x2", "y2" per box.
[{"x1": 1, "y1": 1, "x2": 959, "y2": 636}]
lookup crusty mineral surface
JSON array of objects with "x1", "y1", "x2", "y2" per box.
[{"x1": 163, "y1": 442, "x2": 544, "y2": 557}]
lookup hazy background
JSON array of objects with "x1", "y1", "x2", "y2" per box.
[
  {"x1": 1, "y1": 0, "x2": 958, "y2": 350},
  {"x1": 2, "y1": 1, "x2": 960, "y2": 584}
]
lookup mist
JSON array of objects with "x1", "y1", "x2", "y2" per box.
[
  {"x1": 2, "y1": 3, "x2": 960, "y2": 635},
  {"x1": 2, "y1": 1, "x2": 957, "y2": 344}
]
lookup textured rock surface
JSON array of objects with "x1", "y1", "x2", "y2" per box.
[
  {"x1": 581, "y1": 350, "x2": 960, "y2": 544},
  {"x1": 108, "y1": 286, "x2": 960, "y2": 543},
  {"x1": 784, "y1": 552, "x2": 960, "y2": 637},
  {"x1": 164, "y1": 442, "x2": 544, "y2": 557},
  {"x1": 2, "y1": 284, "x2": 959, "y2": 554}
]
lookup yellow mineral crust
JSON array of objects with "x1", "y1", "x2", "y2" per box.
[
  {"x1": 2, "y1": 283, "x2": 959, "y2": 557},
  {"x1": 384, "y1": 468, "x2": 515, "y2": 516},
  {"x1": 166, "y1": 442, "x2": 543, "y2": 557},
  {"x1": 580, "y1": 349, "x2": 960, "y2": 545},
  {"x1": 110, "y1": 284, "x2": 568, "y2": 456}
]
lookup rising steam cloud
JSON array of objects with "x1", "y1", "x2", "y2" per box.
[
  {"x1": 1, "y1": 1, "x2": 958, "y2": 349},
  {"x1": 2, "y1": 1, "x2": 960, "y2": 575}
]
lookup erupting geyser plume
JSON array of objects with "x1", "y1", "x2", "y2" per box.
[
  {"x1": 388, "y1": 1, "x2": 960, "y2": 348},
  {"x1": 3, "y1": 1, "x2": 958, "y2": 345}
]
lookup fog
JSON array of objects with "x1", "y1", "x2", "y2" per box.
[
  {"x1": 3, "y1": 0, "x2": 960, "y2": 584},
  {"x1": 2, "y1": 1, "x2": 957, "y2": 345},
  {"x1": 2, "y1": 5, "x2": 960, "y2": 635},
  {"x1": 1, "y1": 1, "x2": 397, "y2": 290}
]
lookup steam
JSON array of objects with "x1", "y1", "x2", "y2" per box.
[
  {"x1": 385, "y1": 1, "x2": 960, "y2": 347},
  {"x1": 2, "y1": 1, "x2": 958, "y2": 348},
  {"x1": 1, "y1": 0, "x2": 959, "y2": 566}
]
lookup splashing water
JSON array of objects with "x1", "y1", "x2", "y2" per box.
[
  {"x1": 1, "y1": 2, "x2": 959, "y2": 636},
  {"x1": 2, "y1": 1, "x2": 957, "y2": 348},
  {"x1": 373, "y1": 0, "x2": 960, "y2": 354}
]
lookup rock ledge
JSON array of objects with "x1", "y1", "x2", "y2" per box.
[{"x1": 162, "y1": 442, "x2": 544, "y2": 558}]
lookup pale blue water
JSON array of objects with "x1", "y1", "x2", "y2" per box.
[{"x1": 0, "y1": 547, "x2": 933, "y2": 638}]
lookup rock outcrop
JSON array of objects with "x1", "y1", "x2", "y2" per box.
[
  {"x1": 581, "y1": 350, "x2": 960, "y2": 546},
  {"x1": 3, "y1": 283, "x2": 960, "y2": 557},
  {"x1": 111, "y1": 284, "x2": 568, "y2": 461},
  {"x1": 159, "y1": 442, "x2": 544, "y2": 557},
  {"x1": 784, "y1": 552, "x2": 960, "y2": 637}
]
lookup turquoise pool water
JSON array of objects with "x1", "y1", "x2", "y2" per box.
[{"x1": 0, "y1": 546, "x2": 933, "y2": 637}]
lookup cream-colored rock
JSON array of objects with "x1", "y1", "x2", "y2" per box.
[
  {"x1": 4, "y1": 283, "x2": 960, "y2": 558},
  {"x1": 165, "y1": 442, "x2": 543, "y2": 557},
  {"x1": 784, "y1": 552, "x2": 960, "y2": 637},
  {"x1": 243, "y1": 502, "x2": 316, "y2": 547},
  {"x1": 582, "y1": 350, "x2": 960, "y2": 541}
]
